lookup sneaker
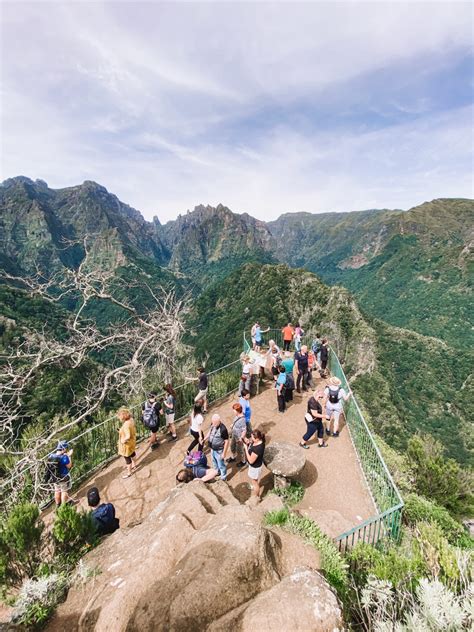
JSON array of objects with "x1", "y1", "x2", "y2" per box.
[
  {"x1": 325, "y1": 428, "x2": 331, "y2": 436},
  {"x1": 151, "y1": 442, "x2": 160, "y2": 450},
  {"x1": 299, "y1": 443, "x2": 310, "y2": 449},
  {"x1": 332, "y1": 431, "x2": 339, "y2": 437},
  {"x1": 226, "y1": 457, "x2": 236, "y2": 463},
  {"x1": 168, "y1": 435, "x2": 178, "y2": 442},
  {"x1": 319, "y1": 442, "x2": 328, "y2": 448},
  {"x1": 237, "y1": 461, "x2": 247, "y2": 468}
]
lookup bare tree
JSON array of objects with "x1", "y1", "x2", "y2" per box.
[{"x1": 0, "y1": 236, "x2": 188, "y2": 502}]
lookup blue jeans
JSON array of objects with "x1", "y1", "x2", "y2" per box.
[{"x1": 212, "y1": 449, "x2": 227, "y2": 480}]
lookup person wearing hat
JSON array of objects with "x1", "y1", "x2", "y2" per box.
[
  {"x1": 87, "y1": 487, "x2": 119, "y2": 536},
  {"x1": 47, "y1": 440, "x2": 73, "y2": 508},
  {"x1": 324, "y1": 376, "x2": 352, "y2": 437}
]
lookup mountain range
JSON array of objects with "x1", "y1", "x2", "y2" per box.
[{"x1": 1, "y1": 176, "x2": 472, "y2": 465}]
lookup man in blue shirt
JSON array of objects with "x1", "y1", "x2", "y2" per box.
[
  {"x1": 276, "y1": 366, "x2": 287, "y2": 412},
  {"x1": 239, "y1": 389, "x2": 252, "y2": 431},
  {"x1": 47, "y1": 440, "x2": 73, "y2": 508}
]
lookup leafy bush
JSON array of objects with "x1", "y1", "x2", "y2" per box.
[
  {"x1": 264, "y1": 509, "x2": 348, "y2": 593},
  {"x1": 407, "y1": 435, "x2": 473, "y2": 516},
  {"x1": 0, "y1": 503, "x2": 44, "y2": 587},
  {"x1": 271, "y1": 481, "x2": 305, "y2": 506},
  {"x1": 52, "y1": 504, "x2": 97, "y2": 563},
  {"x1": 12, "y1": 573, "x2": 69, "y2": 629},
  {"x1": 404, "y1": 493, "x2": 473, "y2": 549}
]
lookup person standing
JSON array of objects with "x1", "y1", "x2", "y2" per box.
[
  {"x1": 239, "y1": 355, "x2": 252, "y2": 395},
  {"x1": 276, "y1": 365, "x2": 287, "y2": 412},
  {"x1": 162, "y1": 384, "x2": 178, "y2": 441},
  {"x1": 282, "y1": 351, "x2": 294, "y2": 374},
  {"x1": 294, "y1": 324, "x2": 304, "y2": 352},
  {"x1": 250, "y1": 322, "x2": 258, "y2": 350},
  {"x1": 324, "y1": 376, "x2": 352, "y2": 437},
  {"x1": 47, "y1": 440, "x2": 73, "y2": 508},
  {"x1": 117, "y1": 409, "x2": 137, "y2": 479},
  {"x1": 282, "y1": 323, "x2": 295, "y2": 351},
  {"x1": 270, "y1": 347, "x2": 281, "y2": 382},
  {"x1": 187, "y1": 403, "x2": 204, "y2": 454},
  {"x1": 254, "y1": 324, "x2": 270, "y2": 353},
  {"x1": 295, "y1": 345, "x2": 311, "y2": 393},
  {"x1": 194, "y1": 366, "x2": 209, "y2": 413},
  {"x1": 243, "y1": 429, "x2": 266, "y2": 500},
  {"x1": 206, "y1": 414, "x2": 229, "y2": 481},
  {"x1": 227, "y1": 403, "x2": 248, "y2": 467},
  {"x1": 319, "y1": 339, "x2": 329, "y2": 377},
  {"x1": 141, "y1": 392, "x2": 161, "y2": 450},
  {"x1": 239, "y1": 389, "x2": 252, "y2": 433},
  {"x1": 300, "y1": 389, "x2": 328, "y2": 449}
]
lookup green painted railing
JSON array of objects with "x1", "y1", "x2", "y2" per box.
[
  {"x1": 0, "y1": 359, "x2": 242, "y2": 512},
  {"x1": 243, "y1": 328, "x2": 404, "y2": 551},
  {"x1": 328, "y1": 347, "x2": 404, "y2": 552}
]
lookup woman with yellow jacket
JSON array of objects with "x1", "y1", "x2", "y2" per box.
[{"x1": 117, "y1": 408, "x2": 137, "y2": 478}]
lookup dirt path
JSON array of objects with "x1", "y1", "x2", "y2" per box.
[{"x1": 55, "y1": 371, "x2": 374, "y2": 540}]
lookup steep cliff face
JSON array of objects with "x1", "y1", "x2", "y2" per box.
[
  {"x1": 161, "y1": 203, "x2": 276, "y2": 282},
  {"x1": 0, "y1": 177, "x2": 170, "y2": 276}
]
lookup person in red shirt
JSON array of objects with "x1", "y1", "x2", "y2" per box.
[{"x1": 281, "y1": 323, "x2": 295, "y2": 351}]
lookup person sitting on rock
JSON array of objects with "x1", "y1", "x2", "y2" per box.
[
  {"x1": 176, "y1": 465, "x2": 218, "y2": 483},
  {"x1": 87, "y1": 486, "x2": 120, "y2": 536}
]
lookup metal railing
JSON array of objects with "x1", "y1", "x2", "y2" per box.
[
  {"x1": 328, "y1": 347, "x2": 403, "y2": 552},
  {"x1": 243, "y1": 327, "x2": 404, "y2": 552},
  {"x1": 0, "y1": 359, "x2": 242, "y2": 512}
]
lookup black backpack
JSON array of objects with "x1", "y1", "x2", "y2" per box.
[
  {"x1": 44, "y1": 453, "x2": 61, "y2": 483},
  {"x1": 328, "y1": 387, "x2": 341, "y2": 404},
  {"x1": 142, "y1": 401, "x2": 158, "y2": 428}
]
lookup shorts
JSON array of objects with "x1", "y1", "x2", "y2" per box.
[
  {"x1": 326, "y1": 402, "x2": 342, "y2": 422},
  {"x1": 195, "y1": 388, "x2": 208, "y2": 402},
  {"x1": 165, "y1": 413, "x2": 175, "y2": 426},
  {"x1": 53, "y1": 478, "x2": 71, "y2": 493},
  {"x1": 148, "y1": 425, "x2": 159, "y2": 434},
  {"x1": 248, "y1": 465, "x2": 262, "y2": 481},
  {"x1": 124, "y1": 452, "x2": 136, "y2": 465}
]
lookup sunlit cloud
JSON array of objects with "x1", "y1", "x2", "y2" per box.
[{"x1": 1, "y1": 1, "x2": 472, "y2": 221}]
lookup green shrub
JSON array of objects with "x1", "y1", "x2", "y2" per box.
[
  {"x1": 264, "y1": 509, "x2": 348, "y2": 593},
  {"x1": 52, "y1": 504, "x2": 97, "y2": 563},
  {"x1": 0, "y1": 503, "x2": 44, "y2": 586},
  {"x1": 407, "y1": 435, "x2": 473, "y2": 516},
  {"x1": 404, "y1": 493, "x2": 473, "y2": 549},
  {"x1": 271, "y1": 481, "x2": 305, "y2": 506}
]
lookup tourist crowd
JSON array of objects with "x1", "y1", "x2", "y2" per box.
[{"x1": 46, "y1": 322, "x2": 351, "y2": 540}]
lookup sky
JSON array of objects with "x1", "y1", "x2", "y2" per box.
[{"x1": 1, "y1": 1, "x2": 473, "y2": 222}]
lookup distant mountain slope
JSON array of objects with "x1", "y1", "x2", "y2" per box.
[
  {"x1": 269, "y1": 198, "x2": 474, "y2": 347},
  {"x1": 161, "y1": 203, "x2": 275, "y2": 284},
  {"x1": 0, "y1": 177, "x2": 170, "y2": 277}
]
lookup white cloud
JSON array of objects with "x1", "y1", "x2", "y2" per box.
[{"x1": 1, "y1": 1, "x2": 472, "y2": 220}]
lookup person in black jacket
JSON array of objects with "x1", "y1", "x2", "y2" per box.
[
  {"x1": 295, "y1": 345, "x2": 311, "y2": 392},
  {"x1": 300, "y1": 390, "x2": 328, "y2": 449}
]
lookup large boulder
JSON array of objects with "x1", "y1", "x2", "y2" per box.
[{"x1": 47, "y1": 481, "x2": 343, "y2": 632}]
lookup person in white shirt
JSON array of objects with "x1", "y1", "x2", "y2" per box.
[
  {"x1": 324, "y1": 376, "x2": 352, "y2": 437},
  {"x1": 187, "y1": 403, "x2": 204, "y2": 454},
  {"x1": 239, "y1": 355, "x2": 252, "y2": 395}
]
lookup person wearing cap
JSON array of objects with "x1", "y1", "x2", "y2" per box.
[
  {"x1": 48, "y1": 440, "x2": 73, "y2": 508},
  {"x1": 87, "y1": 487, "x2": 119, "y2": 536},
  {"x1": 324, "y1": 376, "x2": 352, "y2": 437}
]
